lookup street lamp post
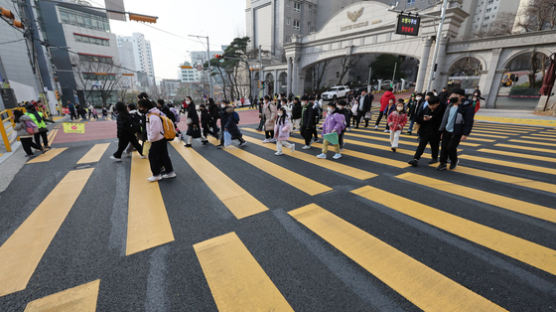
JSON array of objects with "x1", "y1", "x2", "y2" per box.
[
  {"x1": 426, "y1": 0, "x2": 449, "y2": 93},
  {"x1": 367, "y1": 66, "x2": 372, "y2": 93},
  {"x1": 188, "y1": 34, "x2": 213, "y2": 99}
]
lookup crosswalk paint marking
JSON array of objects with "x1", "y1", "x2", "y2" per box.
[
  {"x1": 218, "y1": 143, "x2": 332, "y2": 196},
  {"x1": 429, "y1": 164, "x2": 556, "y2": 195},
  {"x1": 474, "y1": 124, "x2": 533, "y2": 131},
  {"x1": 396, "y1": 173, "x2": 556, "y2": 224},
  {"x1": 463, "y1": 132, "x2": 508, "y2": 139},
  {"x1": 528, "y1": 133, "x2": 556, "y2": 139},
  {"x1": 24, "y1": 279, "x2": 100, "y2": 312},
  {"x1": 520, "y1": 136, "x2": 556, "y2": 142},
  {"x1": 194, "y1": 232, "x2": 294, "y2": 312},
  {"x1": 47, "y1": 128, "x2": 58, "y2": 144},
  {"x1": 495, "y1": 143, "x2": 556, "y2": 155},
  {"x1": 478, "y1": 148, "x2": 556, "y2": 163},
  {"x1": 170, "y1": 141, "x2": 268, "y2": 219},
  {"x1": 345, "y1": 131, "x2": 481, "y2": 147},
  {"x1": 126, "y1": 153, "x2": 174, "y2": 256},
  {"x1": 242, "y1": 131, "x2": 376, "y2": 180},
  {"x1": 289, "y1": 204, "x2": 505, "y2": 312},
  {"x1": 509, "y1": 139, "x2": 556, "y2": 147},
  {"x1": 350, "y1": 128, "x2": 495, "y2": 142},
  {"x1": 77, "y1": 143, "x2": 110, "y2": 164},
  {"x1": 472, "y1": 129, "x2": 527, "y2": 135},
  {"x1": 26, "y1": 147, "x2": 67, "y2": 164},
  {"x1": 352, "y1": 186, "x2": 556, "y2": 275},
  {"x1": 0, "y1": 168, "x2": 94, "y2": 296},
  {"x1": 460, "y1": 154, "x2": 556, "y2": 175}
]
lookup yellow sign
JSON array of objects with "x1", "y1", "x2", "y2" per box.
[{"x1": 63, "y1": 123, "x2": 85, "y2": 134}]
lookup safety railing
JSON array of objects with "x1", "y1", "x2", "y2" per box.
[{"x1": 0, "y1": 107, "x2": 26, "y2": 153}]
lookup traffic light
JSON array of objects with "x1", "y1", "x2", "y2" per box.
[
  {"x1": 128, "y1": 13, "x2": 158, "y2": 24},
  {"x1": 1, "y1": 6, "x2": 24, "y2": 29}
]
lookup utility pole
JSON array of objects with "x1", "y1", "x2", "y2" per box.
[
  {"x1": 367, "y1": 66, "x2": 372, "y2": 93},
  {"x1": 392, "y1": 62, "x2": 398, "y2": 86},
  {"x1": 258, "y1": 45, "x2": 263, "y2": 97},
  {"x1": 188, "y1": 34, "x2": 213, "y2": 98},
  {"x1": 426, "y1": 0, "x2": 448, "y2": 93}
]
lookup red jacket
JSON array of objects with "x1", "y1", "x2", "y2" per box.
[
  {"x1": 380, "y1": 91, "x2": 396, "y2": 112},
  {"x1": 387, "y1": 111, "x2": 408, "y2": 131}
]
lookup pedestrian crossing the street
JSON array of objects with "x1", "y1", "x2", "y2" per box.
[{"x1": 1, "y1": 119, "x2": 555, "y2": 311}]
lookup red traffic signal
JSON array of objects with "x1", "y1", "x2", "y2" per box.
[{"x1": 215, "y1": 54, "x2": 222, "y2": 59}]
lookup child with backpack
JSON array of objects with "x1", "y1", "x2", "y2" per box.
[
  {"x1": 138, "y1": 99, "x2": 176, "y2": 182},
  {"x1": 387, "y1": 100, "x2": 408, "y2": 152},
  {"x1": 274, "y1": 107, "x2": 295, "y2": 156},
  {"x1": 13, "y1": 109, "x2": 44, "y2": 157},
  {"x1": 316, "y1": 102, "x2": 345, "y2": 160},
  {"x1": 110, "y1": 102, "x2": 144, "y2": 161},
  {"x1": 219, "y1": 100, "x2": 247, "y2": 148}
]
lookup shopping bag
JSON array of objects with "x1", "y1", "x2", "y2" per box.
[
  {"x1": 142, "y1": 141, "x2": 151, "y2": 158},
  {"x1": 223, "y1": 130, "x2": 232, "y2": 146},
  {"x1": 323, "y1": 132, "x2": 339, "y2": 145}
]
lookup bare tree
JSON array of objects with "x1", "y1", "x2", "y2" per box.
[
  {"x1": 313, "y1": 60, "x2": 330, "y2": 91},
  {"x1": 73, "y1": 54, "x2": 122, "y2": 106},
  {"x1": 337, "y1": 55, "x2": 362, "y2": 85},
  {"x1": 515, "y1": 0, "x2": 556, "y2": 32}
]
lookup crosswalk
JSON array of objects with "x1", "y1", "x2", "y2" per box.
[{"x1": 1, "y1": 119, "x2": 555, "y2": 311}]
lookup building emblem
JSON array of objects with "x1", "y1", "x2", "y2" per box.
[{"x1": 347, "y1": 7, "x2": 364, "y2": 23}]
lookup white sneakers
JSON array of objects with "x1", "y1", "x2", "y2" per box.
[
  {"x1": 110, "y1": 155, "x2": 122, "y2": 162},
  {"x1": 275, "y1": 151, "x2": 284, "y2": 156},
  {"x1": 316, "y1": 153, "x2": 342, "y2": 160},
  {"x1": 290, "y1": 144, "x2": 295, "y2": 152},
  {"x1": 374, "y1": 125, "x2": 378, "y2": 130},
  {"x1": 262, "y1": 139, "x2": 270, "y2": 143},
  {"x1": 384, "y1": 129, "x2": 390, "y2": 133},
  {"x1": 147, "y1": 175, "x2": 162, "y2": 182},
  {"x1": 269, "y1": 138, "x2": 277, "y2": 143},
  {"x1": 302, "y1": 145, "x2": 311, "y2": 150},
  {"x1": 162, "y1": 172, "x2": 176, "y2": 179}
]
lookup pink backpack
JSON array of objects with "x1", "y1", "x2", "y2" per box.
[{"x1": 24, "y1": 120, "x2": 39, "y2": 135}]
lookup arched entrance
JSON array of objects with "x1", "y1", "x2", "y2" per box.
[
  {"x1": 265, "y1": 73, "x2": 275, "y2": 96},
  {"x1": 496, "y1": 51, "x2": 549, "y2": 109},
  {"x1": 447, "y1": 57, "x2": 483, "y2": 94},
  {"x1": 278, "y1": 72, "x2": 287, "y2": 95}
]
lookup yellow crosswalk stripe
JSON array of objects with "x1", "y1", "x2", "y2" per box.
[
  {"x1": 521, "y1": 136, "x2": 556, "y2": 142},
  {"x1": 289, "y1": 204, "x2": 505, "y2": 312},
  {"x1": 218, "y1": 143, "x2": 332, "y2": 196},
  {"x1": 77, "y1": 143, "x2": 110, "y2": 164},
  {"x1": 529, "y1": 133, "x2": 556, "y2": 138},
  {"x1": 460, "y1": 154, "x2": 556, "y2": 175},
  {"x1": 433, "y1": 164, "x2": 556, "y2": 195},
  {"x1": 351, "y1": 128, "x2": 495, "y2": 142},
  {"x1": 194, "y1": 232, "x2": 294, "y2": 312},
  {"x1": 126, "y1": 153, "x2": 174, "y2": 256},
  {"x1": 495, "y1": 143, "x2": 556, "y2": 155},
  {"x1": 0, "y1": 169, "x2": 94, "y2": 296},
  {"x1": 352, "y1": 186, "x2": 556, "y2": 275},
  {"x1": 478, "y1": 148, "x2": 556, "y2": 163},
  {"x1": 47, "y1": 128, "x2": 58, "y2": 144},
  {"x1": 170, "y1": 140, "x2": 268, "y2": 219},
  {"x1": 242, "y1": 131, "x2": 376, "y2": 180},
  {"x1": 396, "y1": 173, "x2": 556, "y2": 224},
  {"x1": 475, "y1": 124, "x2": 533, "y2": 131},
  {"x1": 509, "y1": 139, "x2": 556, "y2": 147},
  {"x1": 26, "y1": 147, "x2": 67, "y2": 164},
  {"x1": 345, "y1": 131, "x2": 480, "y2": 147},
  {"x1": 472, "y1": 129, "x2": 527, "y2": 135},
  {"x1": 24, "y1": 279, "x2": 100, "y2": 312},
  {"x1": 468, "y1": 132, "x2": 509, "y2": 139}
]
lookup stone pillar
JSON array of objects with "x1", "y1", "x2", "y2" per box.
[
  {"x1": 415, "y1": 38, "x2": 433, "y2": 93},
  {"x1": 287, "y1": 58, "x2": 292, "y2": 96},
  {"x1": 274, "y1": 70, "x2": 279, "y2": 95},
  {"x1": 292, "y1": 59, "x2": 299, "y2": 96},
  {"x1": 484, "y1": 48, "x2": 503, "y2": 108}
]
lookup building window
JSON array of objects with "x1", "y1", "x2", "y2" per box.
[
  {"x1": 58, "y1": 7, "x2": 110, "y2": 32},
  {"x1": 83, "y1": 72, "x2": 116, "y2": 80},
  {"x1": 74, "y1": 33, "x2": 110, "y2": 46},
  {"x1": 286, "y1": 17, "x2": 291, "y2": 25},
  {"x1": 407, "y1": 0, "x2": 416, "y2": 6},
  {"x1": 293, "y1": 1, "x2": 301, "y2": 12},
  {"x1": 78, "y1": 53, "x2": 113, "y2": 64},
  {"x1": 293, "y1": 19, "x2": 300, "y2": 31}
]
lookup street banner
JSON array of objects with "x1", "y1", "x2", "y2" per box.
[{"x1": 63, "y1": 123, "x2": 86, "y2": 134}]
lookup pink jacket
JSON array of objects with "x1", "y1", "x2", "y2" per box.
[
  {"x1": 147, "y1": 107, "x2": 165, "y2": 142},
  {"x1": 387, "y1": 111, "x2": 408, "y2": 131},
  {"x1": 274, "y1": 117, "x2": 292, "y2": 140},
  {"x1": 322, "y1": 112, "x2": 346, "y2": 134}
]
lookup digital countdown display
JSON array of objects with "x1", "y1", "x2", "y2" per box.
[{"x1": 396, "y1": 14, "x2": 420, "y2": 36}]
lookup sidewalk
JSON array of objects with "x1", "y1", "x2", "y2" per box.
[{"x1": 474, "y1": 109, "x2": 556, "y2": 128}]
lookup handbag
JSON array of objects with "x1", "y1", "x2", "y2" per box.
[
  {"x1": 142, "y1": 141, "x2": 151, "y2": 157},
  {"x1": 223, "y1": 130, "x2": 232, "y2": 146},
  {"x1": 364, "y1": 112, "x2": 372, "y2": 119},
  {"x1": 24, "y1": 120, "x2": 38, "y2": 135}
]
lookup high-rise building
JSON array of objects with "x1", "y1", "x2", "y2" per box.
[
  {"x1": 466, "y1": 0, "x2": 521, "y2": 36},
  {"x1": 38, "y1": 0, "x2": 121, "y2": 106},
  {"x1": 118, "y1": 33, "x2": 155, "y2": 87},
  {"x1": 180, "y1": 62, "x2": 201, "y2": 83},
  {"x1": 160, "y1": 79, "x2": 181, "y2": 98},
  {"x1": 116, "y1": 38, "x2": 138, "y2": 90}
]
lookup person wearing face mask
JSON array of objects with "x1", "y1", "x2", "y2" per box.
[
  {"x1": 262, "y1": 95, "x2": 277, "y2": 143},
  {"x1": 300, "y1": 96, "x2": 316, "y2": 149},
  {"x1": 387, "y1": 100, "x2": 408, "y2": 152},
  {"x1": 207, "y1": 98, "x2": 220, "y2": 139},
  {"x1": 437, "y1": 89, "x2": 475, "y2": 171},
  {"x1": 408, "y1": 96, "x2": 445, "y2": 166},
  {"x1": 291, "y1": 97, "x2": 302, "y2": 131},
  {"x1": 219, "y1": 101, "x2": 247, "y2": 148},
  {"x1": 376, "y1": 88, "x2": 395, "y2": 130},
  {"x1": 273, "y1": 107, "x2": 295, "y2": 156},
  {"x1": 184, "y1": 99, "x2": 206, "y2": 147},
  {"x1": 406, "y1": 93, "x2": 418, "y2": 135},
  {"x1": 471, "y1": 94, "x2": 481, "y2": 113},
  {"x1": 317, "y1": 102, "x2": 345, "y2": 160}
]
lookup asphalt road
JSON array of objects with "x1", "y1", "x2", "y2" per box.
[{"x1": 0, "y1": 113, "x2": 555, "y2": 311}]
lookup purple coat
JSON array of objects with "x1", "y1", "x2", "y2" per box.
[
  {"x1": 322, "y1": 112, "x2": 346, "y2": 135},
  {"x1": 274, "y1": 117, "x2": 292, "y2": 140}
]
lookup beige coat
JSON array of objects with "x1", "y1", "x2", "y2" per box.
[{"x1": 263, "y1": 102, "x2": 277, "y2": 131}]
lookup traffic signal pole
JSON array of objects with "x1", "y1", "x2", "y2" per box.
[
  {"x1": 189, "y1": 34, "x2": 213, "y2": 99},
  {"x1": 426, "y1": 0, "x2": 448, "y2": 93}
]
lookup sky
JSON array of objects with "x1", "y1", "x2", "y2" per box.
[{"x1": 99, "y1": 0, "x2": 246, "y2": 81}]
